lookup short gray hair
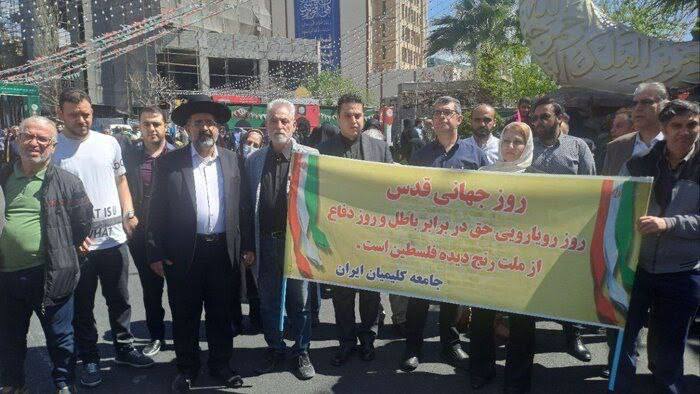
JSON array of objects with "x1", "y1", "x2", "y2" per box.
[
  {"x1": 267, "y1": 98, "x2": 296, "y2": 118},
  {"x1": 19, "y1": 116, "x2": 58, "y2": 142},
  {"x1": 433, "y1": 96, "x2": 462, "y2": 115},
  {"x1": 634, "y1": 82, "x2": 669, "y2": 101}
]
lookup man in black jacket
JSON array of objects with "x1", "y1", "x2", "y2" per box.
[
  {"x1": 147, "y1": 96, "x2": 255, "y2": 392},
  {"x1": 319, "y1": 94, "x2": 393, "y2": 366},
  {"x1": 0, "y1": 116, "x2": 93, "y2": 394},
  {"x1": 124, "y1": 106, "x2": 176, "y2": 357}
]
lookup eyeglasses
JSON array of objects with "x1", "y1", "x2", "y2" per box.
[
  {"x1": 190, "y1": 119, "x2": 220, "y2": 128},
  {"x1": 633, "y1": 98, "x2": 658, "y2": 107},
  {"x1": 19, "y1": 133, "x2": 55, "y2": 146},
  {"x1": 433, "y1": 109, "x2": 457, "y2": 118},
  {"x1": 531, "y1": 113, "x2": 554, "y2": 122}
]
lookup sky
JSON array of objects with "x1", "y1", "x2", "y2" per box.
[{"x1": 428, "y1": 0, "x2": 457, "y2": 23}]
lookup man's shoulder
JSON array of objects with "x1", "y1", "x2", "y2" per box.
[
  {"x1": 49, "y1": 164, "x2": 83, "y2": 185},
  {"x1": 317, "y1": 135, "x2": 339, "y2": 153},
  {"x1": 607, "y1": 132, "x2": 637, "y2": 148},
  {"x1": 293, "y1": 142, "x2": 319, "y2": 155}
]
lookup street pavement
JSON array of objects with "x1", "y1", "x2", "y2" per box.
[{"x1": 23, "y1": 260, "x2": 700, "y2": 393}]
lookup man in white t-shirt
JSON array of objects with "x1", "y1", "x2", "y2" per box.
[
  {"x1": 464, "y1": 104, "x2": 500, "y2": 165},
  {"x1": 55, "y1": 89, "x2": 153, "y2": 388}
]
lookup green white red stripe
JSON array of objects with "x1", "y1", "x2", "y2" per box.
[
  {"x1": 287, "y1": 153, "x2": 329, "y2": 278},
  {"x1": 590, "y1": 179, "x2": 638, "y2": 325}
]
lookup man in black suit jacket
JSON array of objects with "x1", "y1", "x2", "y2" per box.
[
  {"x1": 318, "y1": 94, "x2": 393, "y2": 366},
  {"x1": 147, "y1": 96, "x2": 254, "y2": 392}
]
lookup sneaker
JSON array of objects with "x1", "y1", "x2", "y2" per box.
[
  {"x1": 115, "y1": 347, "x2": 155, "y2": 368},
  {"x1": 295, "y1": 352, "x2": 315, "y2": 380},
  {"x1": 55, "y1": 383, "x2": 77, "y2": 394},
  {"x1": 79, "y1": 362, "x2": 102, "y2": 387},
  {"x1": 142, "y1": 339, "x2": 163, "y2": 357}
]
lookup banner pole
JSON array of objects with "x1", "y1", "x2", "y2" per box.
[
  {"x1": 278, "y1": 275, "x2": 288, "y2": 333},
  {"x1": 608, "y1": 328, "x2": 625, "y2": 392}
]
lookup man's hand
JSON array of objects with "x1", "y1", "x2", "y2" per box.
[
  {"x1": 123, "y1": 216, "x2": 139, "y2": 239},
  {"x1": 150, "y1": 259, "x2": 173, "y2": 278},
  {"x1": 78, "y1": 237, "x2": 92, "y2": 255},
  {"x1": 242, "y1": 251, "x2": 256, "y2": 268},
  {"x1": 638, "y1": 216, "x2": 668, "y2": 235}
]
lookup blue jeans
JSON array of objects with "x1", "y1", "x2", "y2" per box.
[
  {"x1": 258, "y1": 235, "x2": 312, "y2": 356},
  {"x1": 614, "y1": 268, "x2": 700, "y2": 394},
  {"x1": 0, "y1": 266, "x2": 76, "y2": 388}
]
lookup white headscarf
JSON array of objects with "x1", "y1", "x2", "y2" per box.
[{"x1": 479, "y1": 122, "x2": 533, "y2": 173}]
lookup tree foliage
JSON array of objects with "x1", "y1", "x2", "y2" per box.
[
  {"x1": 599, "y1": 0, "x2": 696, "y2": 41},
  {"x1": 301, "y1": 71, "x2": 375, "y2": 107}
]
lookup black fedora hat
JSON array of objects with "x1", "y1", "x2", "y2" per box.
[{"x1": 171, "y1": 95, "x2": 231, "y2": 127}]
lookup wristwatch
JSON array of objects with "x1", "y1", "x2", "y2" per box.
[{"x1": 124, "y1": 210, "x2": 136, "y2": 220}]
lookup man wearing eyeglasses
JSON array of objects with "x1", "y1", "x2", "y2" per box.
[
  {"x1": 400, "y1": 96, "x2": 488, "y2": 373},
  {"x1": 602, "y1": 82, "x2": 668, "y2": 177},
  {"x1": 147, "y1": 95, "x2": 255, "y2": 392},
  {"x1": 54, "y1": 89, "x2": 154, "y2": 388},
  {"x1": 0, "y1": 116, "x2": 93, "y2": 394}
]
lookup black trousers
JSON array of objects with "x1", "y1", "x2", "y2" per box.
[
  {"x1": 405, "y1": 297, "x2": 460, "y2": 353},
  {"x1": 331, "y1": 286, "x2": 380, "y2": 346},
  {"x1": 129, "y1": 232, "x2": 166, "y2": 342},
  {"x1": 165, "y1": 237, "x2": 239, "y2": 376},
  {"x1": 73, "y1": 244, "x2": 134, "y2": 363},
  {"x1": 470, "y1": 308, "x2": 535, "y2": 391}
]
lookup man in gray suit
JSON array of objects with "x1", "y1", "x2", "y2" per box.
[
  {"x1": 318, "y1": 94, "x2": 394, "y2": 366},
  {"x1": 602, "y1": 82, "x2": 668, "y2": 176},
  {"x1": 245, "y1": 99, "x2": 319, "y2": 380}
]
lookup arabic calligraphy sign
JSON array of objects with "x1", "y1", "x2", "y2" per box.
[{"x1": 283, "y1": 153, "x2": 653, "y2": 327}]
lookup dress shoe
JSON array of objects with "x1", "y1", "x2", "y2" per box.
[
  {"x1": 400, "y1": 351, "x2": 419, "y2": 372},
  {"x1": 142, "y1": 339, "x2": 163, "y2": 357},
  {"x1": 331, "y1": 345, "x2": 355, "y2": 366},
  {"x1": 600, "y1": 367, "x2": 610, "y2": 379},
  {"x1": 255, "y1": 350, "x2": 285, "y2": 375},
  {"x1": 209, "y1": 367, "x2": 243, "y2": 389},
  {"x1": 565, "y1": 336, "x2": 592, "y2": 362},
  {"x1": 359, "y1": 341, "x2": 376, "y2": 361},
  {"x1": 295, "y1": 352, "x2": 316, "y2": 380},
  {"x1": 470, "y1": 373, "x2": 495, "y2": 390},
  {"x1": 441, "y1": 344, "x2": 468, "y2": 368},
  {"x1": 171, "y1": 373, "x2": 195, "y2": 393}
]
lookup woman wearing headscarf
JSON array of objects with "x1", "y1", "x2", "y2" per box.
[{"x1": 470, "y1": 122, "x2": 536, "y2": 394}]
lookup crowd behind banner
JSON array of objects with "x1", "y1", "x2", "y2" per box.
[{"x1": 0, "y1": 81, "x2": 697, "y2": 394}]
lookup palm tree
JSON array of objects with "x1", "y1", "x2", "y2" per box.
[{"x1": 427, "y1": 0, "x2": 519, "y2": 56}]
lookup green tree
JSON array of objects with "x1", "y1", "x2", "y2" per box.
[
  {"x1": 599, "y1": 0, "x2": 696, "y2": 41},
  {"x1": 301, "y1": 71, "x2": 375, "y2": 106}
]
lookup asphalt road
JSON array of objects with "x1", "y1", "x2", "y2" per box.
[{"x1": 23, "y1": 260, "x2": 700, "y2": 393}]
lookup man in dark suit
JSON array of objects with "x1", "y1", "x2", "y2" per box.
[
  {"x1": 147, "y1": 96, "x2": 255, "y2": 392},
  {"x1": 318, "y1": 94, "x2": 393, "y2": 366}
]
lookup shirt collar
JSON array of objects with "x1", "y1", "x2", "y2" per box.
[
  {"x1": 635, "y1": 131, "x2": 664, "y2": 147},
  {"x1": 13, "y1": 162, "x2": 46, "y2": 180},
  {"x1": 190, "y1": 144, "x2": 219, "y2": 163}
]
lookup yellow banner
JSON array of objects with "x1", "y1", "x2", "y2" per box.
[{"x1": 284, "y1": 153, "x2": 653, "y2": 327}]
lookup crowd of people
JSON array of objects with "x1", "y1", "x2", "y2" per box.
[{"x1": 0, "y1": 81, "x2": 697, "y2": 394}]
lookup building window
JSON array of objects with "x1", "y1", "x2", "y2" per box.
[
  {"x1": 208, "y1": 57, "x2": 258, "y2": 89},
  {"x1": 157, "y1": 49, "x2": 199, "y2": 90},
  {"x1": 269, "y1": 61, "x2": 316, "y2": 90}
]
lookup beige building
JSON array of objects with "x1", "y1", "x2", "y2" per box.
[{"x1": 370, "y1": 0, "x2": 428, "y2": 72}]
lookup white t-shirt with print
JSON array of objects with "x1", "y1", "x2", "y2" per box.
[{"x1": 53, "y1": 130, "x2": 127, "y2": 250}]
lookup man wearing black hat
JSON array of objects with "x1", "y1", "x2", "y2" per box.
[{"x1": 147, "y1": 95, "x2": 255, "y2": 392}]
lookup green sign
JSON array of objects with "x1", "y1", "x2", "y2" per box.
[
  {"x1": 227, "y1": 104, "x2": 267, "y2": 129},
  {"x1": 0, "y1": 82, "x2": 41, "y2": 116}
]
